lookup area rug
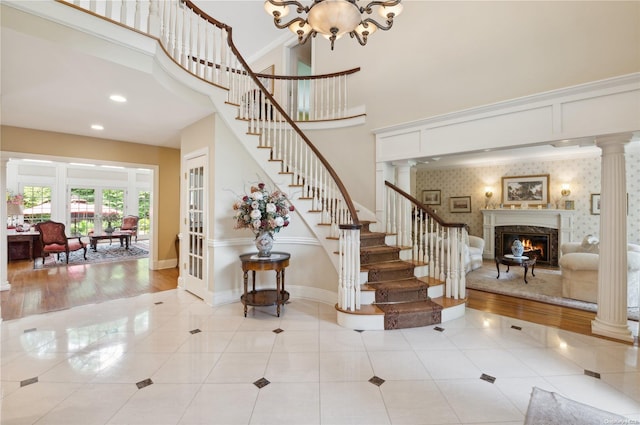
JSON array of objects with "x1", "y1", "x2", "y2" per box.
[
  {"x1": 524, "y1": 387, "x2": 627, "y2": 424},
  {"x1": 466, "y1": 261, "x2": 639, "y2": 321},
  {"x1": 34, "y1": 242, "x2": 149, "y2": 269}
]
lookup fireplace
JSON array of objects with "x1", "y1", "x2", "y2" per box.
[{"x1": 495, "y1": 225, "x2": 559, "y2": 266}]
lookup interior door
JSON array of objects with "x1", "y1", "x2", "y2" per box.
[{"x1": 183, "y1": 155, "x2": 208, "y2": 299}]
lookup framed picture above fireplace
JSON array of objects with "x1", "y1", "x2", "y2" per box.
[{"x1": 501, "y1": 174, "x2": 550, "y2": 207}]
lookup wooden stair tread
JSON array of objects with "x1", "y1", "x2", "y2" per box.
[
  {"x1": 361, "y1": 246, "x2": 401, "y2": 253},
  {"x1": 431, "y1": 296, "x2": 467, "y2": 308},
  {"x1": 376, "y1": 299, "x2": 442, "y2": 314},
  {"x1": 366, "y1": 278, "x2": 428, "y2": 290},
  {"x1": 361, "y1": 260, "x2": 414, "y2": 272},
  {"x1": 335, "y1": 303, "x2": 384, "y2": 315}
]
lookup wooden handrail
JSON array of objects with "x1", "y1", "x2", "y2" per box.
[
  {"x1": 255, "y1": 67, "x2": 361, "y2": 81},
  {"x1": 384, "y1": 181, "x2": 466, "y2": 229}
]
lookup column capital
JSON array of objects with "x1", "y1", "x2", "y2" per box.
[{"x1": 595, "y1": 132, "x2": 633, "y2": 149}]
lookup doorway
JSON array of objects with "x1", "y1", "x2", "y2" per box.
[{"x1": 183, "y1": 154, "x2": 208, "y2": 300}]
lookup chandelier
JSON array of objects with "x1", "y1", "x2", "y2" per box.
[{"x1": 264, "y1": 0, "x2": 403, "y2": 50}]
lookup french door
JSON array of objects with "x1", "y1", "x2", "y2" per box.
[
  {"x1": 69, "y1": 188, "x2": 124, "y2": 235},
  {"x1": 183, "y1": 154, "x2": 208, "y2": 300}
]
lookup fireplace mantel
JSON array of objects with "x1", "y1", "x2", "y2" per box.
[{"x1": 481, "y1": 209, "x2": 575, "y2": 259}]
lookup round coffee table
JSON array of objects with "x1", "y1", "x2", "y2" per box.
[{"x1": 495, "y1": 254, "x2": 537, "y2": 284}]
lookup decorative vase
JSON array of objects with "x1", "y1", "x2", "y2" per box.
[
  {"x1": 105, "y1": 223, "x2": 114, "y2": 234},
  {"x1": 255, "y1": 231, "x2": 274, "y2": 257},
  {"x1": 511, "y1": 239, "x2": 524, "y2": 257}
]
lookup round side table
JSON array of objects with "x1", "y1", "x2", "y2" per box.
[{"x1": 239, "y1": 252, "x2": 290, "y2": 317}]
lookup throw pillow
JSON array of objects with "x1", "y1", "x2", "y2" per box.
[{"x1": 580, "y1": 235, "x2": 599, "y2": 254}]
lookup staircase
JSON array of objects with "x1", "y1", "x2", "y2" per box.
[
  {"x1": 337, "y1": 221, "x2": 466, "y2": 331},
  {"x1": 51, "y1": 0, "x2": 468, "y2": 330}
]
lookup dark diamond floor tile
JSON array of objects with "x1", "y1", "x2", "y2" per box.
[
  {"x1": 24, "y1": 328, "x2": 37, "y2": 333},
  {"x1": 434, "y1": 326, "x2": 445, "y2": 332},
  {"x1": 273, "y1": 328, "x2": 284, "y2": 334},
  {"x1": 154, "y1": 301, "x2": 164, "y2": 305},
  {"x1": 254, "y1": 377, "x2": 270, "y2": 388},
  {"x1": 190, "y1": 329, "x2": 202, "y2": 334},
  {"x1": 480, "y1": 373, "x2": 496, "y2": 383},
  {"x1": 20, "y1": 377, "x2": 38, "y2": 387},
  {"x1": 136, "y1": 378, "x2": 153, "y2": 389},
  {"x1": 511, "y1": 325, "x2": 522, "y2": 331},
  {"x1": 584, "y1": 369, "x2": 601, "y2": 379},
  {"x1": 369, "y1": 376, "x2": 385, "y2": 386}
]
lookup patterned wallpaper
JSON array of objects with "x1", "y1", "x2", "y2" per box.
[{"x1": 415, "y1": 151, "x2": 639, "y2": 244}]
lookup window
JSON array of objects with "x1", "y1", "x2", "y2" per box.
[
  {"x1": 137, "y1": 190, "x2": 150, "y2": 238},
  {"x1": 69, "y1": 188, "x2": 95, "y2": 235},
  {"x1": 22, "y1": 185, "x2": 52, "y2": 224}
]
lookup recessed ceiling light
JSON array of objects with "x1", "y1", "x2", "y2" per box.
[
  {"x1": 109, "y1": 94, "x2": 127, "y2": 103},
  {"x1": 91, "y1": 124, "x2": 104, "y2": 131}
]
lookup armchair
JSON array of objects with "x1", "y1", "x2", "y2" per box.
[
  {"x1": 35, "y1": 220, "x2": 87, "y2": 264},
  {"x1": 120, "y1": 215, "x2": 139, "y2": 242}
]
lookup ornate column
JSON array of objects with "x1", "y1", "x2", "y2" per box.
[{"x1": 592, "y1": 133, "x2": 633, "y2": 342}]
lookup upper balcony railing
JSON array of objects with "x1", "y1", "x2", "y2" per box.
[{"x1": 61, "y1": 0, "x2": 362, "y2": 123}]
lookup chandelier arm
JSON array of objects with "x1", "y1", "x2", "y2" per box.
[
  {"x1": 350, "y1": 31, "x2": 368, "y2": 46},
  {"x1": 297, "y1": 29, "x2": 316, "y2": 45},
  {"x1": 273, "y1": 16, "x2": 307, "y2": 30},
  {"x1": 265, "y1": 0, "x2": 310, "y2": 13},
  {"x1": 362, "y1": 16, "x2": 395, "y2": 31},
  {"x1": 362, "y1": 0, "x2": 401, "y2": 14}
]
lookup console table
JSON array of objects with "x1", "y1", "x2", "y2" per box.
[
  {"x1": 239, "y1": 252, "x2": 290, "y2": 317},
  {"x1": 8, "y1": 230, "x2": 42, "y2": 261}
]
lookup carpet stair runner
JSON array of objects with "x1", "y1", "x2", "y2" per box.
[{"x1": 357, "y1": 221, "x2": 446, "y2": 330}]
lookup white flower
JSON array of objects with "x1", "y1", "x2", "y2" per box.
[
  {"x1": 266, "y1": 203, "x2": 277, "y2": 213},
  {"x1": 251, "y1": 191, "x2": 263, "y2": 201},
  {"x1": 274, "y1": 216, "x2": 284, "y2": 227},
  {"x1": 252, "y1": 220, "x2": 261, "y2": 229},
  {"x1": 250, "y1": 209, "x2": 262, "y2": 219}
]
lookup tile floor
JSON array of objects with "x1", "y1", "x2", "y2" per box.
[{"x1": 1, "y1": 289, "x2": 639, "y2": 424}]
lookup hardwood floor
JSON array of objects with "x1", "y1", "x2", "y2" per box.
[
  {"x1": 2, "y1": 259, "x2": 635, "y2": 344},
  {"x1": 2, "y1": 258, "x2": 178, "y2": 321}
]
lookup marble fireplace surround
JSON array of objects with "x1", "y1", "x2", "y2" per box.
[{"x1": 481, "y1": 209, "x2": 575, "y2": 266}]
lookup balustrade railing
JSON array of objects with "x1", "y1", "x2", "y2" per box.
[
  {"x1": 255, "y1": 68, "x2": 362, "y2": 122},
  {"x1": 58, "y1": 0, "x2": 362, "y2": 309},
  {"x1": 385, "y1": 181, "x2": 468, "y2": 300}
]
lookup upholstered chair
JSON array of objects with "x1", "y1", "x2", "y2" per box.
[
  {"x1": 35, "y1": 220, "x2": 87, "y2": 264},
  {"x1": 559, "y1": 236, "x2": 640, "y2": 307},
  {"x1": 120, "y1": 215, "x2": 139, "y2": 242}
]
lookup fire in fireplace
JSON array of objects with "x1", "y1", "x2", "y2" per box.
[{"x1": 495, "y1": 226, "x2": 559, "y2": 266}]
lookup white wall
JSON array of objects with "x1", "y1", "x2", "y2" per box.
[
  {"x1": 304, "y1": 1, "x2": 640, "y2": 214},
  {"x1": 203, "y1": 114, "x2": 339, "y2": 306}
]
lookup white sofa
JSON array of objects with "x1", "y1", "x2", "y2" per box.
[
  {"x1": 466, "y1": 235, "x2": 485, "y2": 273},
  {"x1": 558, "y1": 236, "x2": 640, "y2": 307}
]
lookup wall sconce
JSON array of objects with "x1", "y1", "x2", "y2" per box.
[
  {"x1": 485, "y1": 187, "x2": 493, "y2": 198},
  {"x1": 561, "y1": 184, "x2": 571, "y2": 197},
  {"x1": 484, "y1": 186, "x2": 493, "y2": 208}
]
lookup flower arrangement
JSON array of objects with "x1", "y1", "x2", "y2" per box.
[
  {"x1": 233, "y1": 183, "x2": 294, "y2": 236},
  {"x1": 6, "y1": 191, "x2": 23, "y2": 205}
]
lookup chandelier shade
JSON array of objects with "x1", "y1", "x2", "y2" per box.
[{"x1": 264, "y1": 0, "x2": 403, "y2": 50}]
